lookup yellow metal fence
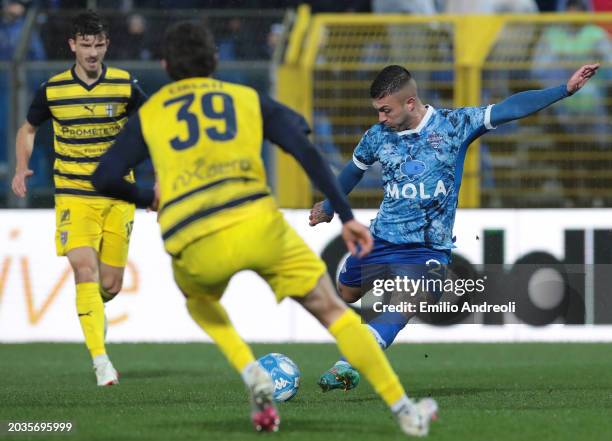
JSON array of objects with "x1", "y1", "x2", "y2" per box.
[{"x1": 277, "y1": 8, "x2": 612, "y2": 208}]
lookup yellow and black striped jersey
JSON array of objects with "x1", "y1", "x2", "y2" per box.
[
  {"x1": 27, "y1": 64, "x2": 147, "y2": 202},
  {"x1": 138, "y1": 77, "x2": 273, "y2": 255}
]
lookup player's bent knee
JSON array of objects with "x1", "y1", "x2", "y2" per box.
[
  {"x1": 72, "y1": 264, "x2": 98, "y2": 284},
  {"x1": 67, "y1": 248, "x2": 100, "y2": 283}
]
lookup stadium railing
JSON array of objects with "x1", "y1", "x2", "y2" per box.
[{"x1": 276, "y1": 9, "x2": 612, "y2": 209}]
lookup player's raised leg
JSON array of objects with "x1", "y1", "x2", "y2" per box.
[
  {"x1": 296, "y1": 274, "x2": 438, "y2": 437},
  {"x1": 66, "y1": 247, "x2": 118, "y2": 386},
  {"x1": 319, "y1": 249, "x2": 446, "y2": 392},
  {"x1": 256, "y1": 211, "x2": 437, "y2": 435},
  {"x1": 318, "y1": 248, "x2": 412, "y2": 392}
]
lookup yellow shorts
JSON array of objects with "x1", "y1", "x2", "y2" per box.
[
  {"x1": 172, "y1": 208, "x2": 326, "y2": 302},
  {"x1": 55, "y1": 197, "x2": 136, "y2": 267}
]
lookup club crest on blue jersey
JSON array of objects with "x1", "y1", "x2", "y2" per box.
[
  {"x1": 400, "y1": 159, "x2": 426, "y2": 180},
  {"x1": 427, "y1": 132, "x2": 443, "y2": 149}
]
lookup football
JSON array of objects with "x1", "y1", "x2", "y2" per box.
[{"x1": 257, "y1": 353, "x2": 301, "y2": 402}]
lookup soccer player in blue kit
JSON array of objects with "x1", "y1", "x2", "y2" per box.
[{"x1": 309, "y1": 63, "x2": 600, "y2": 391}]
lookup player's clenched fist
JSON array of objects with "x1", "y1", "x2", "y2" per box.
[
  {"x1": 309, "y1": 201, "x2": 334, "y2": 226},
  {"x1": 341, "y1": 219, "x2": 373, "y2": 258},
  {"x1": 11, "y1": 168, "x2": 34, "y2": 198}
]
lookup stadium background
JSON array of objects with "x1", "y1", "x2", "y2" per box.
[
  {"x1": 1, "y1": 2, "x2": 612, "y2": 441},
  {"x1": 0, "y1": 0, "x2": 611, "y2": 334}
]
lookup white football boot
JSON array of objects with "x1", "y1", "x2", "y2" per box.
[
  {"x1": 243, "y1": 363, "x2": 280, "y2": 432},
  {"x1": 395, "y1": 398, "x2": 438, "y2": 437},
  {"x1": 93, "y1": 355, "x2": 119, "y2": 386}
]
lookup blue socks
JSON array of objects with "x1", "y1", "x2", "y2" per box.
[
  {"x1": 367, "y1": 311, "x2": 409, "y2": 348},
  {"x1": 338, "y1": 312, "x2": 409, "y2": 364}
]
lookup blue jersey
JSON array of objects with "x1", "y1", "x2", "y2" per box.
[{"x1": 353, "y1": 105, "x2": 494, "y2": 250}]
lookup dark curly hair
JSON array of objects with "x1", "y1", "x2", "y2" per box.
[
  {"x1": 162, "y1": 21, "x2": 217, "y2": 81},
  {"x1": 71, "y1": 10, "x2": 108, "y2": 40}
]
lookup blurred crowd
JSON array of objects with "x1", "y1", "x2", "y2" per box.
[{"x1": 1, "y1": 0, "x2": 612, "y2": 62}]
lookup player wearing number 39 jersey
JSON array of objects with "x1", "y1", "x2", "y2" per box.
[
  {"x1": 93, "y1": 21, "x2": 439, "y2": 436},
  {"x1": 140, "y1": 79, "x2": 274, "y2": 255}
]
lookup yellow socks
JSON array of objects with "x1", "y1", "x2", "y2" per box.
[
  {"x1": 186, "y1": 295, "x2": 255, "y2": 373},
  {"x1": 76, "y1": 282, "x2": 106, "y2": 358},
  {"x1": 329, "y1": 309, "x2": 406, "y2": 406},
  {"x1": 186, "y1": 296, "x2": 406, "y2": 406}
]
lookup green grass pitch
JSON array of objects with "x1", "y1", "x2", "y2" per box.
[{"x1": 1, "y1": 343, "x2": 611, "y2": 441}]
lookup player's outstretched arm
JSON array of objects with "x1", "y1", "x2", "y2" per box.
[
  {"x1": 11, "y1": 121, "x2": 37, "y2": 198},
  {"x1": 310, "y1": 161, "x2": 366, "y2": 226},
  {"x1": 490, "y1": 63, "x2": 600, "y2": 127}
]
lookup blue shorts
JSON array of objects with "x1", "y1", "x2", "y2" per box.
[{"x1": 338, "y1": 236, "x2": 450, "y2": 288}]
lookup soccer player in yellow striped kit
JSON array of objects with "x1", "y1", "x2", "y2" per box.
[
  {"x1": 11, "y1": 11, "x2": 147, "y2": 386},
  {"x1": 93, "y1": 21, "x2": 437, "y2": 436}
]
